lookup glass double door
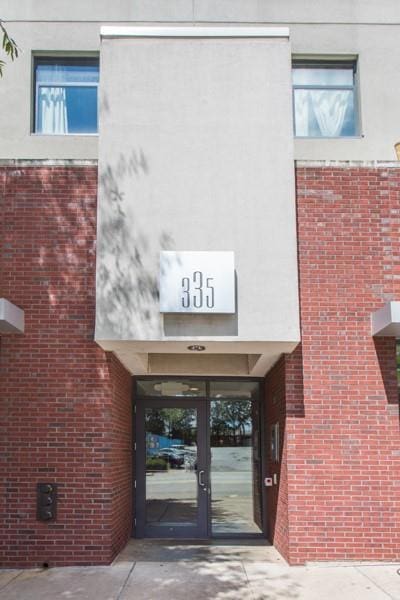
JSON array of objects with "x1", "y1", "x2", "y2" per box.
[{"x1": 135, "y1": 382, "x2": 263, "y2": 539}]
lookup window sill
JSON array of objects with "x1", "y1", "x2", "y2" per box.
[
  {"x1": 31, "y1": 133, "x2": 99, "y2": 137},
  {"x1": 294, "y1": 135, "x2": 364, "y2": 140}
]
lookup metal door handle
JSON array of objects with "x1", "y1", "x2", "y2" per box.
[{"x1": 198, "y1": 470, "x2": 205, "y2": 487}]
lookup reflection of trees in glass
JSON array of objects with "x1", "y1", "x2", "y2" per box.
[
  {"x1": 145, "y1": 410, "x2": 165, "y2": 435},
  {"x1": 145, "y1": 408, "x2": 197, "y2": 444},
  {"x1": 211, "y1": 400, "x2": 252, "y2": 446}
]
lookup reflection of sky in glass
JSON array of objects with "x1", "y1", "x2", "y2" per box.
[
  {"x1": 292, "y1": 68, "x2": 353, "y2": 87},
  {"x1": 65, "y1": 87, "x2": 97, "y2": 133},
  {"x1": 36, "y1": 62, "x2": 99, "y2": 83}
]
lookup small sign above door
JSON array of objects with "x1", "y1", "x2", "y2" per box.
[{"x1": 160, "y1": 251, "x2": 235, "y2": 314}]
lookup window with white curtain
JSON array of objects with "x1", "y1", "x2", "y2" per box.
[
  {"x1": 292, "y1": 61, "x2": 358, "y2": 138},
  {"x1": 34, "y1": 57, "x2": 99, "y2": 135}
]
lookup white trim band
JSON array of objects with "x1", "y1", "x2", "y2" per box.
[{"x1": 100, "y1": 26, "x2": 290, "y2": 39}]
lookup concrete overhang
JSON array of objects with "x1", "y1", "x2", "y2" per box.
[
  {"x1": 371, "y1": 301, "x2": 400, "y2": 336},
  {"x1": 95, "y1": 339, "x2": 299, "y2": 377},
  {"x1": 0, "y1": 298, "x2": 24, "y2": 334}
]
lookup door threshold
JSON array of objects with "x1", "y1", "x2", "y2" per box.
[{"x1": 116, "y1": 538, "x2": 283, "y2": 564}]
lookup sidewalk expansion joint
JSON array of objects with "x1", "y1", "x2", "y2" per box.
[
  {"x1": 355, "y1": 565, "x2": 396, "y2": 600},
  {"x1": 116, "y1": 562, "x2": 136, "y2": 600},
  {"x1": 0, "y1": 571, "x2": 23, "y2": 593}
]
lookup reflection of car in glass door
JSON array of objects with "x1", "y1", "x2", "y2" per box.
[
  {"x1": 137, "y1": 400, "x2": 207, "y2": 538},
  {"x1": 155, "y1": 449, "x2": 184, "y2": 468}
]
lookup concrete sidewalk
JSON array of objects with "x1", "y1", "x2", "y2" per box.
[{"x1": 0, "y1": 541, "x2": 399, "y2": 600}]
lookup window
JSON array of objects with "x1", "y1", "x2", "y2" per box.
[
  {"x1": 34, "y1": 57, "x2": 99, "y2": 135},
  {"x1": 292, "y1": 60, "x2": 358, "y2": 138}
]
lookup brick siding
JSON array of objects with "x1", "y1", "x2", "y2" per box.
[
  {"x1": 265, "y1": 166, "x2": 400, "y2": 564},
  {"x1": 0, "y1": 166, "x2": 132, "y2": 567},
  {"x1": 1, "y1": 164, "x2": 399, "y2": 566}
]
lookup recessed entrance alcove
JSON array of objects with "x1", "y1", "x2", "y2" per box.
[{"x1": 134, "y1": 378, "x2": 265, "y2": 539}]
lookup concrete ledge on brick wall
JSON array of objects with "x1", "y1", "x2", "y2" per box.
[
  {"x1": 0, "y1": 159, "x2": 97, "y2": 167},
  {"x1": 371, "y1": 301, "x2": 400, "y2": 336},
  {"x1": 296, "y1": 160, "x2": 400, "y2": 168},
  {"x1": 0, "y1": 298, "x2": 24, "y2": 334}
]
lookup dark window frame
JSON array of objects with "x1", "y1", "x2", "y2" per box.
[
  {"x1": 33, "y1": 55, "x2": 99, "y2": 135},
  {"x1": 292, "y1": 58, "x2": 359, "y2": 138}
]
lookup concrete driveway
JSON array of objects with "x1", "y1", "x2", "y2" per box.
[{"x1": 0, "y1": 540, "x2": 399, "y2": 600}]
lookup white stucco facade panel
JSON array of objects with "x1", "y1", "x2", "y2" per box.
[
  {"x1": 3, "y1": 0, "x2": 400, "y2": 24},
  {"x1": 96, "y1": 29, "x2": 300, "y2": 347},
  {"x1": 1, "y1": 12, "x2": 400, "y2": 160}
]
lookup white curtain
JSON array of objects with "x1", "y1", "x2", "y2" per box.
[
  {"x1": 295, "y1": 89, "x2": 351, "y2": 137},
  {"x1": 295, "y1": 90, "x2": 310, "y2": 136},
  {"x1": 38, "y1": 87, "x2": 68, "y2": 134},
  {"x1": 312, "y1": 90, "x2": 350, "y2": 137}
]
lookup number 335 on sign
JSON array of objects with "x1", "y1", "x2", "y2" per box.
[{"x1": 159, "y1": 251, "x2": 235, "y2": 314}]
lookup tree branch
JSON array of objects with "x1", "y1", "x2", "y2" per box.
[{"x1": 0, "y1": 20, "x2": 19, "y2": 77}]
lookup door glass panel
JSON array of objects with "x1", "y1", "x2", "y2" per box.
[
  {"x1": 210, "y1": 398, "x2": 262, "y2": 534},
  {"x1": 138, "y1": 379, "x2": 206, "y2": 397},
  {"x1": 145, "y1": 407, "x2": 198, "y2": 528}
]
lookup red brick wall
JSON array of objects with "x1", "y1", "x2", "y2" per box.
[
  {"x1": 2, "y1": 164, "x2": 399, "y2": 567},
  {"x1": 109, "y1": 354, "x2": 133, "y2": 558},
  {"x1": 282, "y1": 166, "x2": 400, "y2": 564},
  {"x1": 0, "y1": 166, "x2": 132, "y2": 567}
]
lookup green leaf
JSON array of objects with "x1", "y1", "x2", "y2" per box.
[{"x1": 0, "y1": 19, "x2": 19, "y2": 76}]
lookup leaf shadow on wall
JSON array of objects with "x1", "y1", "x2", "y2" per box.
[{"x1": 97, "y1": 150, "x2": 175, "y2": 340}]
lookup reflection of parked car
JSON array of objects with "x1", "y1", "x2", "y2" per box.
[
  {"x1": 168, "y1": 447, "x2": 186, "y2": 458},
  {"x1": 171, "y1": 444, "x2": 186, "y2": 452},
  {"x1": 156, "y1": 449, "x2": 184, "y2": 468}
]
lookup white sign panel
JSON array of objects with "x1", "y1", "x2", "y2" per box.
[{"x1": 160, "y1": 251, "x2": 235, "y2": 314}]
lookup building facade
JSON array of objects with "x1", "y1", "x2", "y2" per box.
[{"x1": 0, "y1": 1, "x2": 399, "y2": 567}]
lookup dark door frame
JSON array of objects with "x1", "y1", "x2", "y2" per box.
[
  {"x1": 132, "y1": 377, "x2": 267, "y2": 540},
  {"x1": 135, "y1": 398, "x2": 209, "y2": 538}
]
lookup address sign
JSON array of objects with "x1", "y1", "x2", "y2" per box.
[{"x1": 159, "y1": 251, "x2": 235, "y2": 314}]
